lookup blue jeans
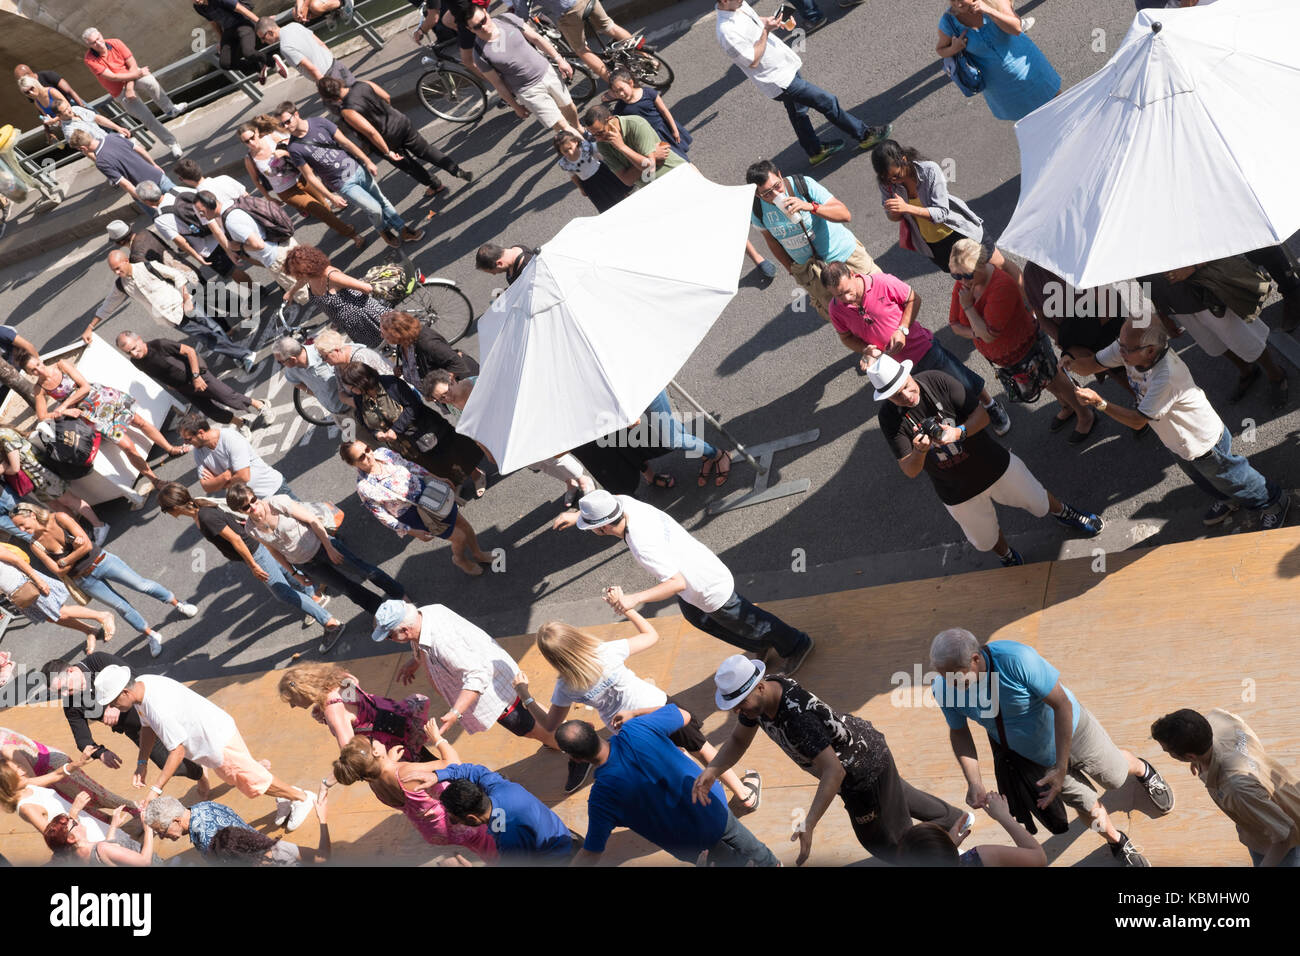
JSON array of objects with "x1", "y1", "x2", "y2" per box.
[
  {"x1": 702, "y1": 810, "x2": 779, "y2": 867},
  {"x1": 784, "y1": 0, "x2": 825, "y2": 24},
  {"x1": 250, "y1": 543, "x2": 331, "y2": 626},
  {"x1": 1249, "y1": 846, "x2": 1300, "y2": 867},
  {"x1": 0, "y1": 487, "x2": 31, "y2": 542},
  {"x1": 776, "y1": 71, "x2": 869, "y2": 158},
  {"x1": 158, "y1": 173, "x2": 177, "y2": 193},
  {"x1": 914, "y1": 340, "x2": 986, "y2": 397},
  {"x1": 297, "y1": 534, "x2": 405, "y2": 615},
  {"x1": 339, "y1": 165, "x2": 404, "y2": 234},
  {"x1": 1178, "y1": 425, "x2": 1277, "y2": 511},
  {"x1": 79, "y1": 552, "x2": 176, "y2": 634},
  {"x1": 677, "y1": 592, "x2": 808, "y2": 658},
  {"x1": 646, "y1": 390, "x2": 717, "y2": 461}
]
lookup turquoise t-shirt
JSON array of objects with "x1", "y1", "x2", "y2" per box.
[
  {"x1": 750, "y1": 175, "x2": 856, "y2": 265},
  {"x1": 932, "y1": 640, "x2": 1081, "y2": 768}
]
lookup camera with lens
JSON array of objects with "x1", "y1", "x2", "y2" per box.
[{"x1": 917, "y1": 416, "x2": 949, "y2": 442}]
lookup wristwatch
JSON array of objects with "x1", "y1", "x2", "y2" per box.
[{"x1": 1096, "y1": 399, "x2": 1109, "y2": 412}]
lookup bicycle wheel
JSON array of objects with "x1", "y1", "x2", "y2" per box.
[
  {"x1": 627, "y1": 50, "x2": 673, "y2": 94},
  {"x1": 418, "y1": 66, "x2": 488, "y2": 123},
  {"x1": 293, "y1": 388, "x2": 334, "y2": 427},
  {"x1": 402, "y1": 280, "x2": 475, "y2": 345},
  {"x1": 564, "y1": 60, "x2": 598, "y2": 106}
]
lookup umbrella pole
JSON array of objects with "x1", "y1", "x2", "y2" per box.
[{"x1": 667, "y1": 379, "x2": 765, "y2": 475}]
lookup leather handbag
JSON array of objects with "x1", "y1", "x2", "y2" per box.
[{"x1": 983, "y1": 647, "x2": 1070, "y2": 835}]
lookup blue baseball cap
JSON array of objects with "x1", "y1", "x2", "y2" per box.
[{"x1": 371, "y1": 599, "x2": 411, "y2": 642}]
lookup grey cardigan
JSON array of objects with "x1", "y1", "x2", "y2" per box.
[{"x1": 879, "y1": 160, "x2": 984, "y2": 251}]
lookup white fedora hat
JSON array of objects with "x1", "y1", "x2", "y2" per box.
[
  {"x1": 713, "y1": 654, "x2": 766, "y2": 711},
  {"x1": 868, "y1": 353, "x2": 913, "y2": 401}
]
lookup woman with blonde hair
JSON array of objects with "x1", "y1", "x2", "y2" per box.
[
  {"x1": 513, "y1": 609, "x2": 762, "y2": 805},
  {"x1": 332, "y1": 734, "x2": 493, "y2": 864},
  {"x1": 278, "y1": 662, "x2": 432, "y2": 759},
  {"x1": 238, "y1": 117, "x2": 364, "y2": 246}
]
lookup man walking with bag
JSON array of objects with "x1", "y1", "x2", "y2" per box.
[{"x1": 928, "y1": 627, "x2": 1174, "y2": 866}]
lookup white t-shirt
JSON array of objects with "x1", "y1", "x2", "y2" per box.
[
  {"x1": 549, "y1": 639, "x2": 667, "y2": 725},
  {"x1": 1097, "y1": 342, "x2": 1223, "y2": 460},
  {"x1": 136, "y1": 674, "x2": 237, "y2": 766},
  {"x1": 278, "y1": 22, "x2": 334, "y2": 77},
  {"x1": 619, "y1": 495, "x2": 734, "y2": 612},
  {"x1": 247, "y1": 494, "x2": 322, "y2": 564},
  {"x1": 715, "y1": 2, "x2": 800, "y2": 100},
  {"x1": 194, "y1": 426, "x2": 285, "y2": 498},
  {"x1": 153, "y1": 194, "x2": 219, "y2": 257},
  {"x1": 222, "y1": 208, "x2": 282, "y2": 269},
  {"x1": 197, "y1": 175, "x2": 247, "y2": 209}
]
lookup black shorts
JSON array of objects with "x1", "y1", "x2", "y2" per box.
[
  {"x1": 497, "y1": 696, "x2": 537, "y2": 736},
  {"x1": 666, "y1": 698, "x2": 707, "y2": 752}
]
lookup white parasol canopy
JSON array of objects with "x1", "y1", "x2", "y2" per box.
[
  {"x1": 456, "y1": 166, "x2": 754, "y2": 474},
  {"x1": 998, "y1": 0, "x2": 1300, "y2": 289}
]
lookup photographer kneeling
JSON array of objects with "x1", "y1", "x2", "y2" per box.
[{"x1": 870, "y1": 354, "x2": 1103, "y2": 568}]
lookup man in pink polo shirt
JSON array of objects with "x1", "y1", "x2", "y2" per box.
[
  {"x1": 821, "y1": 261, "x2": 1008, "y2": 431},
  {"x1": 81, "y1": 27, "x2": 186, "y2": 159}
]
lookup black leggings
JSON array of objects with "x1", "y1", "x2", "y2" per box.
[
  {"x1": 388, "y1": 124, "x2": 466, "y2": 188},
  {"x1": 181, "y1": 375, "x2": 256, "y2": 425},
  {"x1": 219, "y1": 24, "x2": 268, "y2": 75}
]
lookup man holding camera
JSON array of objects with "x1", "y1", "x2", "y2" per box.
[{"x1": 870, "y1": 354, "x2": 1102, "y2": 567}]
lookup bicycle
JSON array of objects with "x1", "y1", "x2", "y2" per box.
[
  {"x1": 278, "y1": 253, "x2": 476, "y2": 427},
  {"x1": 413, "y1": 5, "x2": 490, "y2": 123},
  {"x1": 521, "y1": 0, "x2": 674, "y2": 93}
]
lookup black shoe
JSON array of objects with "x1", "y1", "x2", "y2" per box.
[
  {"x1": 1111, "y1": 831, "x2": 1150, "y2": 867},
  {"x1": 564, "y1": 759, "x2": 592, "y2": 794},
  {"x1": 1140, "y1": 760, "x2": 1174, "y2": 813},
  {"x1": 318, "y1": 621, "x2": 345, "y2": 653},
  {"x1": 776, "y1": 637, "x2": 815, "y2": 677}
]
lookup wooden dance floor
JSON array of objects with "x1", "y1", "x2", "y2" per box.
[{"x1": 4, "y1": 526, "x2": 1299, "y2": 866}]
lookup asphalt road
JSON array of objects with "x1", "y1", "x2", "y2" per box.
[{"x1": 1, "y1": 0, "x2": 1296, "y2": 688}]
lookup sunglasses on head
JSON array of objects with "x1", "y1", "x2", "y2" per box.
[{"x1": 952, "y1": 271, "x2": 974, "y2": 281}]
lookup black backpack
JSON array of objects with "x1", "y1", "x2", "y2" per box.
[
  {"x1": 170, "y1": 191, "x2": 211, "y2": 237},
  {"x1": 223, "y1": 194, "x2": 296, "y2": 245},
  {"x1": 36, "y1": 418, "x2": 102, "y2": 481}
]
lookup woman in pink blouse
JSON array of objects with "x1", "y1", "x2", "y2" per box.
[
  {"x1": 332, "y1": 734, "x2": 494, "y2": 864},
  {"x1": 340, "y1": 441, "x2": 493, "y2": 577}
]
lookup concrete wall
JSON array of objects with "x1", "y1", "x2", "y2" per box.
[{"x1": 0, "y1": 0, "x2": 297, "y2": 125}]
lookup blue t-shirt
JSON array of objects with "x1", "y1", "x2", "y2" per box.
[
  {"x1": 932, "y1": 640, "x2": 1080, "y2": 768},
  {"x1": 286, "y1": 117, "x2": 359, "y2": 194},
  {"x1": 436, "y1": 763, "x2": 572, "y2": 862},
  {"x1": 584, "y1": 704, "x2": 727, "y2": 862},
  {"x1": 749, "y1": 175, "x2": 855, "y2": 265},
  {"x1": 188, "y1": 801, "x2": 255, "y2": 855}
]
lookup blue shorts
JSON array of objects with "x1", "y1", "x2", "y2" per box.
[{"x1": 914, "y1": 340, "x2": 985, "y2": 396}]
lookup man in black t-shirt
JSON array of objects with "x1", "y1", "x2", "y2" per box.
[
  {"x1": 116, "y1": 331, "x2": 270, "y2": 429},
  {"x1": 475, "y1": 242, "x2": 539, "y2": 285},
  {"x1": 317, "y1": 76, "x2": 472, "y2": 197},
  {"x1": 696, "y1": 656, "x2": 966, "y2": 865},
  {"x1": 870, "y1": 355, "x2": 1103, "y2": 567},
  {"x1": 194, "y1": 0, "x2": 275, "y2": 82},
  {"x1": 41, "y1": 653, "x2": 204, "y2": 780}
]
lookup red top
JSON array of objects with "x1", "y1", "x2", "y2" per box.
[
  {"x1": 84, "y1": 39, "x2": 135, "y2": 97},
  {"x1": 948, "y1": 267, "x2": 1038, "y2": 368}
]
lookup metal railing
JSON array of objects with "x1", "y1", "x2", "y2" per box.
[{"x1": 8, "y1": 0, "x2": 419, "y2": 195}]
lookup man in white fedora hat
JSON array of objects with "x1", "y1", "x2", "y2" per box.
[
  {"x1": 870, "y1": 353, "x2": 1103, "y2": 567},
  {"x1": 94, "y1": 664, "x2": 317, "y2": 830},
  {"x1": 694, "y1": 654, "x2": 967, "y2": 865},
  {"x1": 554, "y1": 490, "x2": 814, "y2": 675}
]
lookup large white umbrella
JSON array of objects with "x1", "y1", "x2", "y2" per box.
[
  {"x1": 998, "y1": 0, "x2": 1300, "y2": 289},
  {"x1": 456, "y1": 166, "x2": 754, "y2": 475}
]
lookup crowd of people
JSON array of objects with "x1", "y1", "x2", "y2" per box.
[{"x1": 0, "y1": 0, "x2": 1296, "y2": 869}]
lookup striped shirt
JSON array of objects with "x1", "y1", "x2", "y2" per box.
[{"x1": 415, "y1": 604, "x2": 520, "y2": 734}]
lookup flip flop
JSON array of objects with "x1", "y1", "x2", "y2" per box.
[
  {"x1": 645, "y1": 472, "x2": 675, "y2": 489},
  {"x1": 738, "y1": 769, "x2": 762, "y2": 812}
]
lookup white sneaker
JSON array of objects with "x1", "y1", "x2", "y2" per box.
[
  {"x1": 165, "y1": 101, "x2": 190, "y2": 118},
  {"x1": 273, "y1": 54, "x2": 289, "y2": 78},
  {"x1": 285, "y1": 789, "x2": 316, "y2": 831},
  {"x1": 169, "y1": 143, "x2": 184, "y2": 160},
  {"x1": 147, "y1": 631, "x2": 164, "y2": 658},
  {"x1": 1020, "y1": 16, "x2": 1035, "y2": 32},
  {"x1": 175, "y1": 601, "x2": 198, "y2": 618},
  {"x1": 91, "y1": 524, "x2": 110, "y2": 547}
]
